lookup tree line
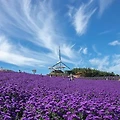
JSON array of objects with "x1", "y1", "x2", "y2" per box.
[{"x1": 65, "y1": 68, "x2": 119, "y2": 77}]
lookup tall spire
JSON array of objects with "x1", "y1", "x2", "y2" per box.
[{"x1": 59, "y1": 46, "x2": 61, "y2": 62}]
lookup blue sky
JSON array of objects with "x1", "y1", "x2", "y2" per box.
[{"x1": 0, "y1": 0, "x2": 120, "y2": 74}]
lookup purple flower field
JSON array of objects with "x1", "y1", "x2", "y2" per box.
[{"x1": 0, "y1": 72, "x2": 120, "y2": 120}]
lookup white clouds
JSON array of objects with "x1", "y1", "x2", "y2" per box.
[
  {"x1": 0, "y1": 0, "x2": 118, "y2": 74},
  {"x1": 108, "y1": 54, "x2": 120, "y2": 74},
  {"x1": 89, "y1": 54, "x2": 120, "y2": 74},
  {"x1": 99, "y1": 30, "x2": 112, "y2": 35},
  {"x1": 68, "y1": 0, "x2": 96, "y2": 35},
  {"x1": 82, "y1": 47, "x2": 88, "y2": 54},
  {"x1": 0, "y1": 36, "x2": 12, "y2": 52},
  {"x1": 108, "y1": 65, "x2": 120, "y2": 74},
  {"x1": 92, "y1": 45, "x2": 101, "y2": 55},
  {"x1": 98, "y1": 0, "x2": 114, "y2": 16},
  {"x1": 78, "y1": 47, "x2": 88, "y2": 55},
  {"x1": 0, "y1": 0, "x2": 79, "y2": 68},
  {"x1": 89, "y1": 56, "x2": 109, "y2": 70},
  {"x1": 0, "y1": 35, "x2": 45, "y2": 67},
  {"x1": 68, "y1": 0, "x2": 115, "y2": 35},
  {"x1": 109, "y1": 40, "x2": 120, "y2": 46},
  {"x1": 112, "y1": 54, "x2": 120, "y2": 65}
]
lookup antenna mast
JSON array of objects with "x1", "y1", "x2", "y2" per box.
[{"x1": 59, "y1": 46, "x2": 61, "y2": 62}]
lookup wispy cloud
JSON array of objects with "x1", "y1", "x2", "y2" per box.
[
  {"x1": 112, "y1": 54, "x2": 120, "y2": 64},
  {"x1": 108, "y1": 54, "x2": 120, "y2": 74},
  {"x1": 82, "y1": 47, "x2": 88, "y2": 54},
  {"x1": 92, "y1": 45, "x2": 101, "y2": 55},
  {"x1": 0, "y1": 35, "x2": 46, "y2": 67},
  {"x1": 68, "y1": 0, "x2": 96, "y2": 35},
  {"x1": 98, "y1": 0, "x2": 114, "y2": 16},
  {"x1": 89, "y1": 54, "x2": 120, "y2": 74},
  {"x1": 109, "y1": 40, "x2": 120, "y2": 46},
  {"x1": 99, "y1": 30, "x2": 112, "y2": 35},
  {"x1": 78, "y1": 47, "x2": 88, "y2": 55},
  {"x1": 89, "y1": 56, "x2": 109, "y2": 70},
  {"x1": 0, "y1": 0, "x2": 79, "y2": 68}
]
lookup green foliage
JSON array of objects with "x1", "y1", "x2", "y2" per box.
[{"x1": 68, "y1": 68, "x2": 118, "y2": 77}]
